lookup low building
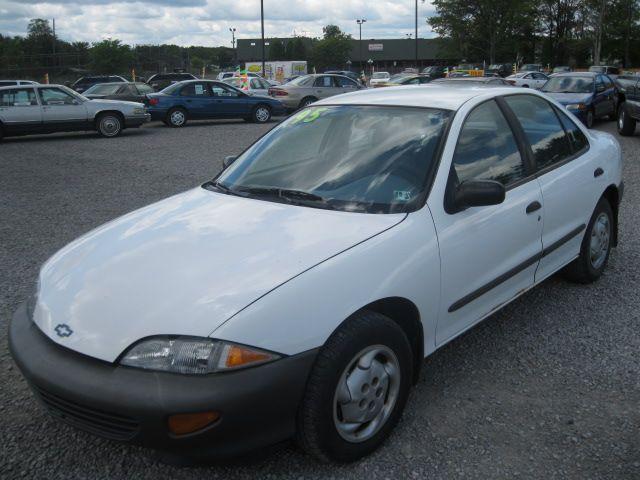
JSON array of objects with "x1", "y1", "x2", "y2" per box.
[{"x1": 236, "y1": 37, "x2": 457, "y2": 72}]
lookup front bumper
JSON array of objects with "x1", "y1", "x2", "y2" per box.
[
  {"x1": 125, "y1": 113, "x2": 151, "y2": 128},
  {"x1": 9, "y1": 303, "x2": 317, "y2": 460}
]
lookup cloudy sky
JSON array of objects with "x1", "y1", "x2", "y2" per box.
[{"x1": 0, "y1": 0, "x2": 437, "y2": 47}]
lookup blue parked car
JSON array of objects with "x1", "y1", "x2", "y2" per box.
[
  {"x1": 146, "y1": 79, "x2": 286, "y2": 127},
  {"x1": 540, "y1": 72, "x2": 618, "y2": 128}
]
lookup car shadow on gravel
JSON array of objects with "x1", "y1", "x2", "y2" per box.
[{"x1": 1, "y1": 129, "x2": 153, "y2": 144}]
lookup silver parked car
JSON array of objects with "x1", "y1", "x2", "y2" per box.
[
  {"x1": 0, "y1": 84, "x2": 150, "y2": 140},
  {"x1": 223, "y1": 76, "x2": 272, "y2": 96},
  {"x1": 268, "y1": 74, "x2": 365, "y2": 110}
]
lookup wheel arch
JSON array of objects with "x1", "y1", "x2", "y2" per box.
[
  {"x1": 357, "y1": 297, "x2": 424, "y2": 384},
  {"x1": 602, "y1": 184, "x2": 621, "y2": 246},
  {"x1": 94, "y1": 110, "x2": 125, "y2": 129}
]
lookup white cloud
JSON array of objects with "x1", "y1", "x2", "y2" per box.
[{"x1": 0, "y1": 0, "x2": 437, "y2": 46}]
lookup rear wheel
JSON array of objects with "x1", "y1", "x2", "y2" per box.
[
  {"x1": 96, "y1": 113, "x2": 123, "y2": 138},
  {"x1": 296, "y1": 310, "x2": 412, "y2": 463},
  {"x1": 585, "y1": 108, "x2": 595, "y2": 128},
  {"x1": 563, "y1": 198, "x2": 613, "y2": 284},
  {"x1": 166, "y1": 107, "x2": 188, "y2": 128},
  {"x1": 252, "y1": 104, "x2": 272, "y2": 123},
  {"x1": 618, "y1": 104, "x2": 637, "y2": 136}
]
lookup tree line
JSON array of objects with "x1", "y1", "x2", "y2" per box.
[{"x1": 429, "y1": 0, "x2": 640, "y2": 67}]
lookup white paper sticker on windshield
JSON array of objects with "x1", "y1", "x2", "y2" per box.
[{"x1": 394, "y1": 191, "x2": 412, "y2": 202}]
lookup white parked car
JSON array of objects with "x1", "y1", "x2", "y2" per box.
[
  {"x1": 223, "y1": 76, "x2": 272, "y2": 96},
  {"x1": 506, "y1": 71, "x2": 550, "y2": 89},
  {"x1": 10, "y1": 86, "x2": 623, "y2": 463},
  {"x1": 0, "y1": 84, "x2": 150, "y2": 140},
  {"x1": 369, "y1": 72, "x2": 391, "y2": 87}
]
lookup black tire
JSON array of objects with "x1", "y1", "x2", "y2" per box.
[
  {"x1": 617, "y1": 103, "x2": 637, "y2": 136},
  {"x1": 0, "y1": 124, "x2": 4, "y2": 142},
  {"x1": 165, "y1": 107, "x2": 188, "y2": 128},
  {"x1": 296, "y1": 310, "x2": 413, "y2": 463},
  {"x1": 585, "y1": 108, "x2": 595, "y2": 128},
  {"x1": 563, "y1": 198, "x2": 613, "y2": 284},
  {"x1": 252, "y1": 104, "x2": 272, "y2": 123},
  {"x1": 522, "y1": 84, "x2": 529, "y2": 88},
  {"x1": 96, "y1": 113, "x2": 123, "y2": 138},
  {"x1": 298, "y1": 97, "x2": 317, "y2": 109}
]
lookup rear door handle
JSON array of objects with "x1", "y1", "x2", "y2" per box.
[
  {"x1": 594, "y1": 167, "x2": 604, "y2": 177},
  {"x1": 526, "y1": 201, "x2": 542, "y2": 214}
]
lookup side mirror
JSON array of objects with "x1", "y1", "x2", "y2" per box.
[
  {"x1": 222, "y1": 155, "x2": 237, "y2": 169},
  {"x1": 454, "y1": 180, "x2": 505, "y2": 210}
]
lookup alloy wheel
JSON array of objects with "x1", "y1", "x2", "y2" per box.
[
  {"x1": 589, "y1": 212, "x2": 610, "y2": 270},
  {"x1": 255, "y1": 107, "x2": 270, "y2": 122},
  {"x1": 170, "y1": 110, "x2": 186, "y2": 126},
  {"x1": 100, "y1": 116, "x2": 121, "y2": 137}
]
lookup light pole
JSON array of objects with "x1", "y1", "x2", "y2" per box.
[
  {"x1": 356, "y1": 19, "x2": 366, "y2": 74},
  {"x1": 414, "y1": 0, "x2": 418, "y2": 68},
  {"x1": 229, "y1": 27, "x2": 236, "y2": 65},
  {"x1": 260, "y1": 0, "x2": 266, "y2": 76}
]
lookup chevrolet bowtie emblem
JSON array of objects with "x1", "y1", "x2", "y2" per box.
[{"x1": 54, "y1": 324, "x2": 73, "y2": 338}]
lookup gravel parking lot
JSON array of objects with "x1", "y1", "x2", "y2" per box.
[{"x1": 1, "y1": 118, "x2": 639, "y2": 479}]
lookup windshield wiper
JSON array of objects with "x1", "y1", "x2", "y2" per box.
[{"x1": 234, "y1": 186, "x2": 334, "y2": 209}]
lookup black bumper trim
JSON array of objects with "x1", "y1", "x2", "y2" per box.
[{"x1": 9, "y1": 303, "x2": 318, "y2": 459}]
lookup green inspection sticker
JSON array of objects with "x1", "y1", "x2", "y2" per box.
[
  {"x1": 394, "y1": 191, "x2": 412, "y2": 202},
  {"x1": 290, "y1": 107, "x2": 329, "y2": 125}
]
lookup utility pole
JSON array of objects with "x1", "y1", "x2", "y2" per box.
[
  {"x1": 260, "y1": 0, "x2": 266, "y2": 76},
  {"x1": 415, "y1": 0, "x2": 418, "y2": 69},
  {"x1": 52, "y1": 18, "x2": 56, "y2": 70},
  {"x1": 356, "y1": 19, "x2": 366, "y2": 74},
  {"x1": 229, "y1": 27, "x2": 236, "y2": 65}
]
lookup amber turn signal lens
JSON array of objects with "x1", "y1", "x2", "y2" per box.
[
  {"x1": 167, "y1": 411, "x2": 220, "y2": 436},
  {"x1": 224, "y1": 345, "x2": 272, "y2": 369}
]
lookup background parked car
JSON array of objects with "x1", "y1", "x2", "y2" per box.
[
  {"x1": 223, "y1": 76, "x2": 272, "y2": 96},
  {"x1": 540, "y1": 72, "x2": 617, "y2": 128},
  {"x1": 83, "y1": 82, "x2": 155, "y2": 102},
  {"x1": 372, "y1": 74, "x2": 433, "y2": 88},
  {"x1": 217, "y1": 71, "x2": 280, "y2": 86},
  {"x1": 146, "y1": 79, "x2": 285, "y2": 127},
  {"x1": 147, "y1": 72, "x2": 197, "y2": 91},
  {"x1": 589, "y1": 65, "x2": 620, "y2": 78},
  {"x1": 432, "y1": 77, "x2": 512, "y2": 87},
  {"x1": 0, "y1": 84, "x2": 149, "y2": 140},
  {"x1": 421, "y1": 65, "x2": 448, "y2": 79},
  {"x1": 520, "y1": 63, "x2": 543, "y2": 72},
  {"x1": 552, "y1": 66, "x2": 572, "y2": 74},
  {"x1": 369, "y1": 72, "x2": 391, "y2": 87},
  {"x1": 506, "y1": 71, "x2": 549, "y2": 89},
  {"x1": 70, "y1": 75, "x2": 127, "y2": 93},
  {"x1": 268, "y1": 74, "x2": 364, "y2": 110},
  {"x1": 485, "y1": 63, "x2": 514, "y2": 77},
  {"x1": 0, "y1": 80, "x2": 39, "y2": 87},
  {"x1": 615, "y1": 74, "x2": 640, "y2": 136},
  {"x1": 324, "y1": 70, "x2": 360, "y2": 82}
]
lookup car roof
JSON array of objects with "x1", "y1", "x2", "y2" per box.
[
  {"x1": 554, "y1": 72, "x2": 597, "y2": 77},
  {"x1": 314, "y1": 84, "x2": 521, "y2": 110}
]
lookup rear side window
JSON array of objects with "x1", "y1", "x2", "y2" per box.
[
  {"x1": 314, "y1": 76, "x2": 334, "y2": 87},
  {"x1": 555, "y1": 107, "x2": 589, "y2": 154},
  {"x1": 452, "y1": 100, "x2": 526, "y2": 186},
  {"x1": 336, "y1": 76, "x2": 357, "y2": 87},
  {"x1": 0, "y1": 88, "x2": 37, "y2": 106},
  {"x1": 504, "y1": 95, "x2": 572, "y2": 170},
  {"x1": 180, "y1": 83, "x2": 210, "y2": 96}
]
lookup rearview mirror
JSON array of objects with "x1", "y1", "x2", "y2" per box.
[
  {"x1": 222, "y1": 155, "x2": 237, "y2": 169},
  {"x1": 454, "y1": 180, "x2": 505, "y2": 209}
]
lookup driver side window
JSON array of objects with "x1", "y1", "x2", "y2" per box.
[{"x1": 452, "y1": 100, "x2": 526, "y2": 186}]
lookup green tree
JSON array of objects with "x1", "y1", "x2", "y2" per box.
[
  {"x1": 89, "y1": 39, "x2": 133, "y2": 74},
  {"x1": 27, "y1": 18, "x2": 53, "y2": 38},
  {"x1": 311, "y1": 25, "x2": 352, "y2": 70},
  {"x1": 285, "y1": 37, "x2": 308, "y2": 60},
  {"x1": 269, "y1": 39, "x2": 286, "y2": 60}
]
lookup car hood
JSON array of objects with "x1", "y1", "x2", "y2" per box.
[
  {"x1": 33, "y1": 187, "x2": 405, "y2": 362},
  {"x1": 543, "y1": 92, "x2": 592, "y2": 104}
]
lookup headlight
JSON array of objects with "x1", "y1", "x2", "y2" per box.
[
  {"x1": 565, "y1": 103, "x2": 586, "y2": 110},
  {"x1": 120, "y1": 337, "x2": 281, "y2": 374},
  {"x1": 132, "y1": 107, "x2": 146, "y2": 115}
]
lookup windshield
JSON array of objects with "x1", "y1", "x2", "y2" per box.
[
  {"x1": 84, "y1": 83, "x2": 122, "y2": 95},
  {"x1": 521, "y1": 64, "x2": 539, "y2": 71},
  {"x1": 224, "y1": 78, "x2": 246, "y2": 88},
  {"x1": 288, "y1": 75, "x2": 315, "y2": 86},
  {"x1": 542, "y1": 76, "x2": 594, "y2": 93},
  {"x1": 372, "y1": 72, "x2": 389, "y2": 79},
  {"x1": 211, "y1": 105, "x2": 451, "y2": 214},
  {"x1": 389, "y1": 74, "x2": 410, "y2": 83}
]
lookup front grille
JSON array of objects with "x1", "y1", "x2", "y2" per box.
[{"x1": 35, "y1": 386, "x2": 140, "y2": 441}]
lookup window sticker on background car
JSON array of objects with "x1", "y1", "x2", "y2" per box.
[
  {"x1": 394, "y1": 190, "x2": 412, "y2": 202},
  {"x1": 195, "y1": 84, "x2": 205, "y2": 95},
  {"x1": 291, "y1": 107, "x2": 329, "y2": 125}
]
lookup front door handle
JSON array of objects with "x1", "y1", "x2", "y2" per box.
[
  {"x1": 526, "y1": 201, "x2": 542, "y2": 214},
  {"x1": 594, "y1": 167, "x2": 604, "y2": 177}
]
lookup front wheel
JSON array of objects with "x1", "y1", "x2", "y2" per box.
[
  {"x1": 618, "y1": 104, "x2": 637, "y2": 136},
  {"x1": 585, "y1": 108, "x2": 595, "y2": 129},
  {"x1": 252, "y1": 105, "x2": 272, "y2": 123},
  {"x1": 563, "y1": 198, "x2": 613, "y2": 284},
  {"x1": 296, "y1": 311, "x2": 412, "y2": 463},
  {"x1": 298, "y1": 97, "x2": 317, "y2": 109},
  {"x1": 96, "y1": 113, "x2": 123, "y2": 138}
]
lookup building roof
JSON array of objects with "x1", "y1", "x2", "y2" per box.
[{"x1": 313, "y1": 84, "x2": 522, "y2": 111}]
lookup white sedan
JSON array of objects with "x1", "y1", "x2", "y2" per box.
[
  {"x1": 10, "y1": 85, "x2": 622, "y2": 463},
  {"x1": 369, "y1": 71, "x2": 391, "y2": 87},
  {"x1": 506, "y1": 71, "x2": 550, "y2": 89}
]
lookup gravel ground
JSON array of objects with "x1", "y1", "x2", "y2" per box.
[{"x1": 1, "y1": 118, "x2": 639, "y2": 480}]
